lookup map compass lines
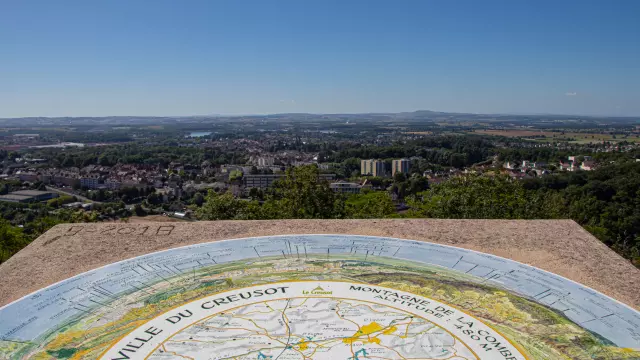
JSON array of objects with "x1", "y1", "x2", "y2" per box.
[{"x1": 274, "y1": 299, "x2": 293, "y2": 360}]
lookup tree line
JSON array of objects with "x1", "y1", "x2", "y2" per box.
[
  {"x1": 2, "y1": 152, "x2": 639, "y2": 267},
  {"x1": 197, "y1": 162, "x2": 640, "y2": 266}
]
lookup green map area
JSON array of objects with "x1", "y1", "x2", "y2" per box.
[{"x1": 2, "y1": 254, "x2": 638, "y2": 360}]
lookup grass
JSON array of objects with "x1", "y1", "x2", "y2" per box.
[
  {"x1": 471, "y1": 129, "x2": 640, "y2": 143},
  {"x1": 404, "y1": 131, "x2": 433, "y2": 135}
]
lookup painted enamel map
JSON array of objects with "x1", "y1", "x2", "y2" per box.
[{"x1": 0, "y1": 235, "x2": 639, "y2": 359}]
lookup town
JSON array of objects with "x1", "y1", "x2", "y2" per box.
[
  {"x1": 0, "y1": 113, "x2": 639, "y2": 267},
  {"x1": 1, "y1": 152, "x2": 617, "y2": 205}
]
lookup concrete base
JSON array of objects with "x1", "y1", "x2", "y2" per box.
[{"x1": 0, "y1": 219, "x2": 638, "y2": 309}]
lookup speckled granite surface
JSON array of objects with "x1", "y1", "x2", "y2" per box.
[{"x1": 0, "y1": 219, "x2": 638, "y2": 309}]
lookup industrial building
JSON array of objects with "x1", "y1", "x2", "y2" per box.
[{"x1": 0, "y1": 190, "x2": 59, "y2": 203}]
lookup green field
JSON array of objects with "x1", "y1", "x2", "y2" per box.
[{"x1": 471, "y1": 129, "x2": 640, "y2": 143}]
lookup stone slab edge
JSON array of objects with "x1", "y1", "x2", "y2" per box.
[{"x1": 0, "y1": 219, "x2": 638, "y2": 309}]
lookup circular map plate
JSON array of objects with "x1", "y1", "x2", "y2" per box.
[{"x1": 0, "y1": 235, "x2": 639, "y2": 359}]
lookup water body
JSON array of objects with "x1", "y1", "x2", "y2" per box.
[{"x1": 186, "y1": 131, "x2": 212, "y2": 137}]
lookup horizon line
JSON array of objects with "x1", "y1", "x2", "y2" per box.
[{"x1": 1, "y1": 109, "x2": 638, "y2": 120}]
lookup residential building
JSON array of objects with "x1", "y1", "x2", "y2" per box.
[
  {"x1": 580, "y1": 161, "x2": 596, "y2": 171},
  {"x1": 427, "y1": 177, "x2": 446, "y2": 185},
  {"x1": 508, "y1": 172, "x2": 533, "y2": 180},
  {"x1": 558, "y1": 161, "x2": 571, "y2": 171},
  {"x1": 568, "y1": 155, "x2": 592, "y2": 162},
  {"x1": 243, "y1": 174, "x2": 336, "y2": 190},
  {"x1": 105, "y1": 179, "x2": 122, "y2": 190},
  {"x1": 392, "y1": 159, "x2": 411, "y2": 176},
  {"x1": 257, "y1": 157, "x2": 275, "y2": 167},
  {"x1": 569, "y1": 162, "x2": 579, "y2": 172},
  {"x1": 123, "y1": 178, "x2": 149, "y2": 189},
  {"x1": 80, "y1": 175, "x2": 100, "y2": 189},
  {"x1": 330, "y1": 181, "x2": 361, "y2": 194},
  {"x1": 39, "y1": 174, "x2": 52, "y2": 184},
  {"x1": 17, "y1": 171, "x2": 38, "y2": 182},
  {"x1": 361, "y1": 159, "x2": 386, "y2": 177},
  {"x1": 53, "y1": 173, "x2": 80, "y2": 187},
  {"x1": 220, "y1": 165, "x2": 243, "y2": 174},
  {"x1": 244, "y1": 175, "x2": 284, "y2": 189}
]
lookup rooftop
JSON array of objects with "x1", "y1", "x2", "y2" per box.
[
  {"x1": 0, "y1": 194, "x2": 32, "y2": 202},
  {"x1": 11, "y1": 190, "x2": 55, "y2": 196}
]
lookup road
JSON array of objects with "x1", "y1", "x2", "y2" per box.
[{"x1": 45, "y1": 186, "x2": 101, "y2": 204}]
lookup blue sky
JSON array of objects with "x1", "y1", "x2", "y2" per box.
[{"x1": 1, "y1": 0, "x2": 639, "y2": 117}]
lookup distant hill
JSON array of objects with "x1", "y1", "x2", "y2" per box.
[{"x1": 0, "y1": 110, "x2": 637, "y2": 126}]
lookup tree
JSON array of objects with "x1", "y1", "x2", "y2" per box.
[
  {"x1": 248, "y1": 187, "x2": 259, "y2": 200},
  {"x1": 407, "y1": 175, "x2": 564, "y2": 219},
  {"x1": 0, "y1": 220, "x2": 29, "y2": 263},
  {"x1": 134, "y1": 204, "x2": 147, "y2": 216},
  {"x1": 407, "y1": 176, "x2": 429, "y2": 196},
  {"x1": 197, "y1": 190, "x2": 247, "y2": 220},
  {"x1": 345, "y1": 192, "x2": 395, "y2": 218},
  {"x1": 393, "y1": 172, "x2": 406, "y2": 182},
  {"x1": 147, "y1": 192, "x2": 161, "y2": 205},
  {"x1": 450, "y1": 153, "x2": 467, "y2": 168},
  {"x1": 193, "y1": 192, "x2": 205, "y2": 207},
  {"x1": 266, "y1": 165, "x2": 342, "y2": 219},
  {"x1": 229, "y1": 170, "x2": 243, "y2": 182},
  {"x1": 47, "y1": 195, "x2": 75, "y2": 208},
  {"x1": 340, "y1": 158, "x2": 361, "y2": 179},
  {"x1": 61, "y1": 156, "x2": 74, "y2": 167}
]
